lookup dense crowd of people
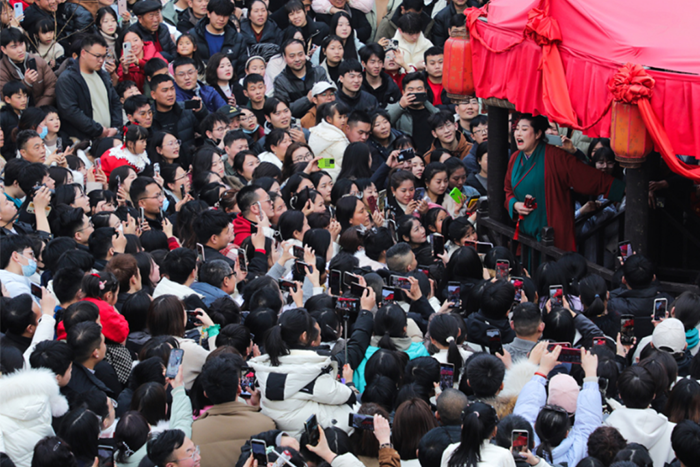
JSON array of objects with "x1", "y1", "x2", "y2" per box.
[{"x1": 0, "y1": 0, "x2": 699, "y2": 466}]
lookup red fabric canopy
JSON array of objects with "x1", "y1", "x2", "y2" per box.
[{"x1": 471, "y1": 0, "x2": 700, "y2": 160}]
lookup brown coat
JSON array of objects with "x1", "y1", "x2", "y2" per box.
[
  {"x1": 0, "y1": 53, "x2": 57, "y2": 107},
  {"x1": 191, "y1": 400, "x2": 276, "y2": 467},
  {"x1": 300, "y1": 106, "x2": 317, "y2": 129}
]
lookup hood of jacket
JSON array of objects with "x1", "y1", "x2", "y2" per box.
[
  {"x1": 0, "y1": 368, "x2": 69, "y2": 420},
  {"x1": 606, "y1": 407, "x2": 675, "y2": 455},
  {"x1": 309, "y1": 120, "x2": 349, "y2": 144},
  {"x1": 248, "y1": 349, "x2": 337, "y2": 397},
  {"x1": 233, "y1": 214, "x2": 255, "y2": 244}
]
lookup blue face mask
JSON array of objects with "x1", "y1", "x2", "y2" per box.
[
  {"x1": 20, "y1": 254, "x2": 37, "y2": 277},
  {"x1": 161, "y1": 197, "x2": 170, "y2": 213},
  {"x1": 242, "y1": 124, "x2": 259, "y2": 135},
  {"x1": 38, "y1": 126, "x2": 48, "y2": 139}
]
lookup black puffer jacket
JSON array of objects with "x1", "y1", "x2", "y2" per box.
[
  {"x1": 335, "y1": 88, "x2": 379, "y2": 114},
  {"x1": 608, "y1": 284, "x2": 675, "y2": 340},
  {"x1": 273, "y1": 63, "x2": 329, "y2": 118},
  {"x1": 129, "y1": 21, "x2": 178, "y2": 61},
  {"x1": 361, "y1": 71, "x2": 402, "y2": 109},
  {"x1": 150, "y1": 101, "x2": 209, "y2": 168},
  {"x1": 431, "y1": 2, "x2": 459, "y2": 48},
  {"x1": 239, "y1": 18, "x2": 282, "y2": 45},
  {"x1": 465, "y1": 310, "x2": 516, "y2": 349},
  {"x1": 55, "y1": 59, "x2": 123, "y2": 140},
  {"x1": 189, "y1": 18, "x2": 254, "y2": 72}
]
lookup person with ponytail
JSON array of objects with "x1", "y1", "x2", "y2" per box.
[
  {"x1": 429, "y1": 314, "x2": 472, "y2": 386},
  {"x1": 579, "y1": 274, "x2": 619, "y2": 339},
  {"x1": 513, "y1": 344, "x2": 602, "y2": 467},
  {"x1": 441, "y1": 402, "x2": 515, "y2": 467},
  {"x1": 353, "y1": 303, "x2": 430, "y2": 393},
  {"x1": 99, "y1": 124, "x2": 150, "y2": 178},
  {"x1": 248, "y1": 308, "x2": 359, "y2": 437}
]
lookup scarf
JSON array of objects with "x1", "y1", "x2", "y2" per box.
[
  {"x1": 687, "y1": 328, "x2": 699, "y2": 350},
  {"x1": 105, "y1": 343, "x2": 133, "y2": 385}
]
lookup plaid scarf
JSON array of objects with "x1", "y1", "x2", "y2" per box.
[{"x1": 105, "y1": 343, "x2": 133, "y2": 385}]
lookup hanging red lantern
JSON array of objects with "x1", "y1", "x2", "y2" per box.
[
  {"x1": 610, "y1": 101, "x2": 653, "y2": 168},
  {"x1": 443, "y1": 29, "x2": 475, "y2": 100}
]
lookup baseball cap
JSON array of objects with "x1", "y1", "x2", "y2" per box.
[
  {"x1": 217, "y1": 105, "x2": 242, "y2": 119},
  {"x1": 311, "y1": 81, "x2": 337, "y2": 97},
  {"x1": 652, "y1": 318, "x2": 686, "y2": 354}
]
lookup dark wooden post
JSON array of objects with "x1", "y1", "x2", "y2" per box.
[
  {"x1": 624, "y1": 161, "x2": 650, "y2": 256},
  {"x1": 487, "y1": 105, "x2": 510, "y2": 224}
]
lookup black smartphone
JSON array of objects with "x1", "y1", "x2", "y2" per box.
[
  {"x1": 251, "y1": 439, "x2": 268, "y2": 465},
  {"x1": 196, "y1": 243, "x2": 205, "y2": 262},
  {"x1": 278, "y1": 279, "x2": 297, "y2": 293},
  {"x1": 180, "y1": 185, "x2": 187, "y2": 198},
  {"x1": 239, "y1": 367, "x2": 256, "y2": 397},
  {"x1": 439, "y1": 363, "x2": 455, "y2": 391},
  {"x1": 620, "y1": 314, "x2": 635, "y2": 345},
  {"x1": 411, "y1": 92, "x2": 428, "y2": 103},
  {"x1": 387, "y1": 219, "x2": 397, "y2": 243},
  {"x1": 30, "y1": 283, "x2": 42, "y2": 299},
  {"x1": 165, "y1": 348, "x2": 184, "y2": 378},
  {"x1": 184, "y1": 99, "x2": 199, "y2": 110},
  {"x1": 97, "y1": 445, "x2": 115, "y2": 467},
  {"x1": 391, "y1": 275, "x2": 411, "y2": 291},
  {"x1": 293, "y1": 245, "x2": 304, "y2": 260},
  {"x1": 304, "y1": 414, "x2": 320, "y2": 446},
  {"x1": 382, "y1": 287, "x2": 396, "y2": 304},
  {"x1": 618, "y1": 240, "x2": 632, "y2": 260},
  {"x1": 238, "y1": 248, "x2": 248, "y2": 273},
  {"x1": 653, "y1": 298, "x2": 667, "y2": 321},
  {"x1": 549, "y1": 285, "x2": 564, "y2": 307},
  {"x1": 27, "y1": 57, "x2": 37, "y2": 71},
  {"x1": 447, "y1": 281, "x2": 461, "y2": 308},
  {"x1": 330, "y1": 269, "x2": 341, "y2": 296},
  {"x1": 343, "y1": 271, "x2": 359, "y2": 292},
  {"x1": 396, "y1": 148, "x2": 414, "y2": 163},
  {"x1": 335, "y1": 297, "x2": 360, "y2": 316},
  {"x1": 349, "y1": 413, "x2": 375, "y2": 431},
  {"x1": 414, "y1": 187, "x2": 426, "y2": 201},
  {"x1": 511, "y1": 277, "x2": 523, "y2": 303},
  {"x1": 432, "y1": 233, "x2": 445, "y2": 257},
  {"x1": 496, "y1": 260, "x2": 509, "y2": 280},
  {"x1": 486, "y1": 329, "x2": 503, "y2": 355},
  {"x1": 350, "y1": 282, "x2": 367, "y2": 297},
  {"x1": 139, "y1": 207, "x2": 145, "y2": 225},
  {"x1": 599, "y1": 377, "x2": 609, "y2": 395},
  {"x1": 511, "y1": 430, "x2": 529, "y2": 453},
  {"x1": 557, "y1": 347, "x2": 582, "y2": 364}
]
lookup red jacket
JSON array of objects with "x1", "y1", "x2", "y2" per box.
[
  {"x1": 232, "y1": 214, "x2": 256, "y2": 247},
  {"x1": 117, "y1": 41, "x2": 166, "y2": 92},
  {"x1": 56, "y1": 297, "x2": 129, "y2": 343}
]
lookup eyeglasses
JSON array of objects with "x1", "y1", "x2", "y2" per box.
[
  {"x1": 174, "y1": 445, "x2": 200, "y2": 462},
  {"x1": 292, "y1": 152, "x2": 314, "y2": 163},
  {"x1": 240, "y1": 114, "x2": 256, "y2": 122},
  {"x1": 473, "y1": 127, "x2": 488, "y2": 135},
  {"x1": 164, "y1": 139, "x2": 182, "y2": 148},
  {"x1": 142, "y1": 192, "x2": 165, "y2": 200},
  {"x1": 84, "y1": 49, "x2": 108, "y2": 61},
  {"x1": 77, "y1": 220, "x2": 94, "y2": 231}
]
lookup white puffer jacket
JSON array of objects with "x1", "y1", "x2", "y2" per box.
[
  {"x1": 248, "y1": 349, "x2": 359, "y2": 438},
  {"x1": 0, "y1": 368, "x2": 69, "y2": 467},
  {"x1": 308, "y1": 120, "x2": 349, "y2": 182}
]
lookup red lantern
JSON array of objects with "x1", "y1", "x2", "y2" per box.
[
  {"x1": 443, "y1": 29, "x2": 474, "y2": 100},
  {"x1": 610, "y1": 101, "x2": 653, "y2": 168}
]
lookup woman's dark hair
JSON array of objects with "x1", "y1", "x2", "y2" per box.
[
  {"x1": 290, "y1": 187, "x2": 320, "y2": 212},
  {"x1": 265, "y1": 128, "x2": 290, "y2": 153},
  {"x1": 363, "y1": 375, "x2": 399, "y2": 414},
  {"x1": 446, "y1": 246, "x2": 483, "y2": 283},
  {"x1": 612, "y1": 443, "x2": 653, "y2": 467},
  {"x1": 121, "y1": 290, "x2": 152, "y2": 333},
  {"x1": 534, "y1": 261, "x2": 570, "y2": 300},
  {"x1": 586, "y1": 137, "x2": 610, "y2": 162},
  {"x1": 123, "y1": 124, "x2": 149, "y2": 151},
  {"x1": 516, "y1": 113, "x2": 550, "y2": 143},
  {"x1": 88, "y1": 190, "x2": 116, "y2": 213},
  {"x1": 130, "y1": 382, "x2": 167, "y2": 425},
  {"x1": 192, "y1": 147, "x2": 219, "y2": 177},
  {"x1": 133, "y1": 251, "x2": 156, "y2": 290},
  {"x1": 175, "y1": 200, "x2": 209, "y2": 248},
  {"x1": 147, "y1": 131, "x2": 178, "y2": 165},
  {"x1": 447, "y1": 402, "x2": 499, "y2": 467},
  {"x1": 278, "y1": 210, "x2": 306, "y2": 241},
  {"x1": 557, "y1": 252, "x2": 588, "y2": 295},
  {"x1": 57, "y1": 407, "x2": 100, "y2": 462},
  {"x1": 215, "y1": 323, "x2": 251, "y2": 355},
  {"x1": 176, "y1": 33, "x2": 205, "y2": 74},
  {"x1": 350, "y1": 403, "x2": 391, "y2": 457},
  {"x1": 495, "y1": 414, "x2": 535, "y2": 450},
  {"x1": 338, "y1": 142, "x2": 372, "y2": 180},
  {"x1": 423, "y1": 206, "x2": 448, "y2": 234},
  {"x1": 264, "y1": 308, "x2": 315, "y2": 366},
  {"x1": 396, "y1": 214, "x2": 420, "y2": 245},
  {"x1": 330, "y1": 178, "x2": 358, "y2": 206},
  {"x1": 374, "y1": 304, "x2": 407, "y2": 351},
  {"x1": 317, "y1": 33, "x2": 344, "y2": 65},
  {"x1": 365, "y1": 349, "x2": 407, "y2": 388},
  {"x1": 16, "y1": 107, "x2": 47, "y2": 138},
  {"x1": 300, "y1": 427, "x2": 352, "y2": 467},
  {"x1": 476, "y1": 141, "x2": 488, "y2": 165},
  {"x1": 114, "y1": 411, "x2": 150, "y2": 463},
  {"x1": 429, "y1": 314, "x2": 464, "y2": 375},
  {"x1": 81, "y1": 271, "x2": 119, "y2": 299},
  {"x1": 281, "y1": 172, "x2": 312, "y2": 206},
  {"x1": 107, "y1": 165, "x2": 135, "y2": 193},
  {"x1": 318, "y1": 100, "x2": 349, "y2": 125},
  {"x1": 137, "y1": 335, "x2": 180, "y2": 364},
  {"x1": 671, "y1": 291, "x2": 700, "y2": 331},
  {"x1": 129, "y1": 357, "x2": 166, "y2": 391},
  {"x1": 393, "y1": 398, "x2": 438, "y2": 460},
  {"x1": 244, "y1": 307, "x2": 278, "y2": 347},
  {"x1": 309, "y1": 308, "x2": 339, "y2": 342},
  {"x1": 205, "y1": 52, "x2": 236, "y2": 87},
  {"x1": 665, "y1": 378, "x2": 700, "y2": 423},
  {"x1": 303, "y1": 228, "x2": 331, "y2": 260},
  {"x1": 49, "y1": 167, "x2": 73, "y2": 188},
  {"x1": 580, "y1": 274, "x2": 608, "y2": 319},
  {"x1": 329, "y1": 11, "x2": 357, "y2": 59},
  {"x1": 147, "y1": 295, "x2": 186, "y2": 337},
  {"x1": 31, "y1": 436, "x2": 78, "y2": 467},
  {"x1": 336, "y1": 196, "x2": 362, "y2": 231},
  {"x1": 404, "y1": 356, "x2": 439, "y2": 395},
  {"x1": 534, "y1": 405, "x2": 571, "y2": 463},
  {"x1": 542, "y1": 307, "x2": 576, "y2": 344},
  {"x1": 387, "y1": 169, "x2": 416, "y2": 203}
]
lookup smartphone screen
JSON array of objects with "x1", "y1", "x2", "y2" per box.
[
  {"x1": 97, "y1": 445, "x2": 115, "y2": 467},
  {"x1": 558, "y1": 347, "x2": 581, "y2": 364},
  {"x1": 350, "y1": 282, "x2": 366, "y2": 297},
  {"x1": 476, "y1": 242, "x2": 494, "y2": 254},
  {"x1": 439, "y1": 363, "x2": 455, "y2": 391},
  {"x1": 237, "y1": 248, "x2": 248, "y2": 273},
  {"x1": 330, "y1": 270, "x2": 341, "y2": 296},
  {"x1": 184, "y1": 99, "x2": 199, "y2": 110},
  {"x1": 336, "y1": 297, "x2": 359, "y2": 316},
  {"x1": 432, "y1": 233, "x2": 445, "y2": 257},
  {"x1": 30, "y1": 283, "x2": 42, "y2": 299},
  {"x1": 304, "y1": 414, "x2": 320, "y2": 446},
  {"x1": 343, "y1": 271, "x2": 359, "y2": 292},
  {"x1": 139, "y1": 207, "x2": 145, "y2": 225},
  {"x1": 414, "y1": 187, "x2": 426, "y2": 201},
  {"x1": 618, "y1": 240, "x2": 632, "y2": 260},
  {"x1": 240, "y1": 367, "x2": 256, "y2": 397},
  {"x1": 495, "y1": 260, "x2": 509, "y2": 280},
  {"x1": 196, "y1": 243, "x2": 205, "y2": 262},
  {"x1": 391, "y1": 275, "x2": 411, "y2": 291},
  {"x1": 511, "y1": 277, "x2": 523, "y2": 303},
  {"x1": 251, "y1": 439, "x2": 268, "y2": 465},
  {"x1": 293, "y1": 246, "x2": 304, "y2": 260},
  {"x1": 278, "y1": 280, "x2": 297, "y2": 293},
  {"x1": 654, "y1": 298, "x2": 668, "y2": 321},
  {"x1": 621, "y1": 315, "x2": 635, "y2": 345},
  {"x1": 486, "y1": 329, "x2": 503, "y2": 355},
  {"x1": 549, "y1": 285, "x2": 564, "y2": 307},
  {"x1": 447, "y1": 282, "x2": 461, "y2": 307},
  {"x1": 382, "y1": 287, "x2": 396, "y2": 304},
  {"x1": 349, "y1": 413, "x2": 375, "y2": 431},
  {"x1": 165, "y1": 348, "x2": 184, "y2": 378},
  {"x1": 511, "y1": 430, "x2": 529, "y2": 453},
  {"x1": 593, "y1": 337, "x2": 607, "y2": 347},
  {"x1": 367, "y1": 196, "x2": 378, "y2": 213}
]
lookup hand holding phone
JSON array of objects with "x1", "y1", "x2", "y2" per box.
[
  {"x1": 165, "y1": 348, "x2": 184, "y2": 378},
  {"x1": 304, "y1": 414, "x2": 320, "y2": 446}
]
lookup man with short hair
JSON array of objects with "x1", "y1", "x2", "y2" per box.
[
  {"x1": 177, "y1": 0, "x2": 208, "y2": 33},
  {"x1": 88, "y1": 227, "x2": 127, "y2": 271},
  {"x1": 173, "y1": 57, "x2": 226, "y2": 113},
  {"x1": 124, "y1": 94, "x2": 154, "y2": 129},
  {"x1": 671, "y1": 420, "x2": 700, "y2": 467},
  {"x1": 0, "y1": 294, "x2": 51, "y2": 356},
  {"x1": 192, "y1": 357, "x2": 276, "y2": 465},
  {"x1": 130, "y1": 176, "x2": 165, "y2": 231},
  {"x1": 16, "y1": 130, "x2": 46, "y2": 164},
  {"x1": 130, "y1": 0, "x2": 178, "y2": 61},
  {"x1": 0, "y1": 28, "x2": 57, "y2": 106},
  {"x1": 387, "y1": 72, "x2": 439, "y2": 155},
  {"x1": 232, "y1": 185, "x2": 274, "y2": 246},
  {"x1": 200, "y1": 113, "x2": 229, "y2": 151},
  {"x1": 223, "y1": 129, "x2": 250, "y2": 174},
  {"x1": 65, "y1": 321, "x2": 114, "y2": 396},
  {"x1": 1, "y1": 157, "x2": 29, "y2": 208},
  {"x1": 48, "y1": 205, "x2": 94, "y2": 245},
  {"x1": 261, "y1": 98, "x2": 308, "y2": 145},
  {"x1": 503, "y1": 302, "x2": 544, "y2": 362},
  {"x1": 359, "y1": 44, "x2": 401, "y2": 109},
  {"x1": 30, "y1": 340, "x2": 75, "y2": 388},
  {"x1": 243, "y1": 73, "x2": 268, "y2": 127},
  {"x1": 273, "y1": 39, "x2": 330, "y2": 119},
  {"x1": 153, "y1": 248, "x2": 201, "y2": 299},
  {"x1": 456, "y1": 96, "x2": 480, "y2": 139},
  {"x1": 193, "y1": 210, "x2": 235, "y2": 267},
  {"x1": 465, "y1": 353, "x2": 506, "y2": 402},
  {"x1": 344, "y1": 110, "x2": 371, "y2": 143},
  {"x1": 52, "y1": 267, "x2": 85, "y2": 311},
  {"x1": 385, "y1": 242, "x2": 417, "y2": 273},
  {"x1": 151, "y1": 74, "x2": 208, "y2": 166},
  {"x1": 423, "y1": 46, "x2": 446, "y2": 106},
  {"x1": 460, "y1": 114, "x2": 488, "y2": 173},
  {"x1": 427, "y1": 110, "x2": 471, "y2": 162},
  {"x1": 465, "y1": 280, "x2": 516, "y2": 349},
  {"x1": 336, "y1": 59, "x2": 378, "y2": 114},
  {"x1": 376, "y1": 0, "x2": 434, "y2": 41},
  {"x1": 56, "y1": 35, "x2": 122, "y2": 140},
  {"x1": 191, "y1": 260, "x2": 237, "y2": 306},
  {"x1": 189, "y1": 0, "x2": 252, "y2": 65},
  {"x1": 0, "y1": 236, "x2": 41, "y2": 299},
  {"x1": 281, "y1": 0, "x2": 328, "y2": 45},
  {"x1": 147, "y1": 429, "x2": 200, "y2": 467},
  {"x1": 300, "y1": 80, "x2": 336, "y2": 129},
  {"x1": 431, "y1": 0, "x2": 471, "y2": 47}
]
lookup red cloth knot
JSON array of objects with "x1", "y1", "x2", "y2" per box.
[
  {"x1": 608, "y1": 63, "x2": 655, "y2": 104},
  {"x1": 525, "y1": 7, "x2": 562, "y2": 47}
]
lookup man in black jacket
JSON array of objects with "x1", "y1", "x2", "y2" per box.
[
  {"x1": 608, "y1": 254, "x2": 675, "y2": 340},
  {"x1": 335, "y1": 59, "x2": 378, "y2": 114},
  {"x1": 431, "y1": 0, "x2": 470, "y2": 47},
  {"x1": 273, "y1": 39, "x2": 329, "y2": 118},
  {"x1": 150, "y1": 74, "x2": 208, "y2": 166},
  {"x1": 465, "y1": 280, "x2": 517, "y2": 349},
  {"x1": 360, "y1": 44, "x2": 401, "y2": 109},
  {"x1": 282, "y1": 0, "x2": 329, "y2": 47},
  {"x1": 193, "y1": 210, "x2": 235, "y2": 268},
  {"x1": 21, "y1": 0, "x2": 57, "y2": 37},
  {"x1": 65, "y1": 321, "x2": 116, "y2": 397},
  {"x1": 55, "y1": 35, "x2": 121, "y2": 140},
  {"x1": 130, "y1": 0, "x2": 178, "y2": 61},
  {"x1": 188, "y1": 0, "x2": 253, "y2": 70}
]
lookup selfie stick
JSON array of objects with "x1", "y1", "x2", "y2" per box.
[{"x1": 342, "y1": 309, "x2": 350, "y2": 383}]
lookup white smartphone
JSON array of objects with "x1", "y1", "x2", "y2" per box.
[
  {"x1": 117, "y1": 0, "x2": 127, "y2": 16},
  {"x1": 123, "y1": 41, "x2": 132, "y2": 56},
  {"x1": 13, "y1": 2, "x2": 23, "y2": 17}
]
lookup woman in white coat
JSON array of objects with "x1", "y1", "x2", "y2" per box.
[
  {"x1": 308, "y1": 101, "x2": 350, "y2": 181},
  {"x1": 248, "y1": 308, "x2": 359, "y2": 438}
]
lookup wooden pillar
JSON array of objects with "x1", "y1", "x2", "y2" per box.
[
  {"x1": 624, "y1": 161, "x2": 649, "y2": 256},
  {"x1": 487, "y1": 105, "x2": 510, "y2": 224}
]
